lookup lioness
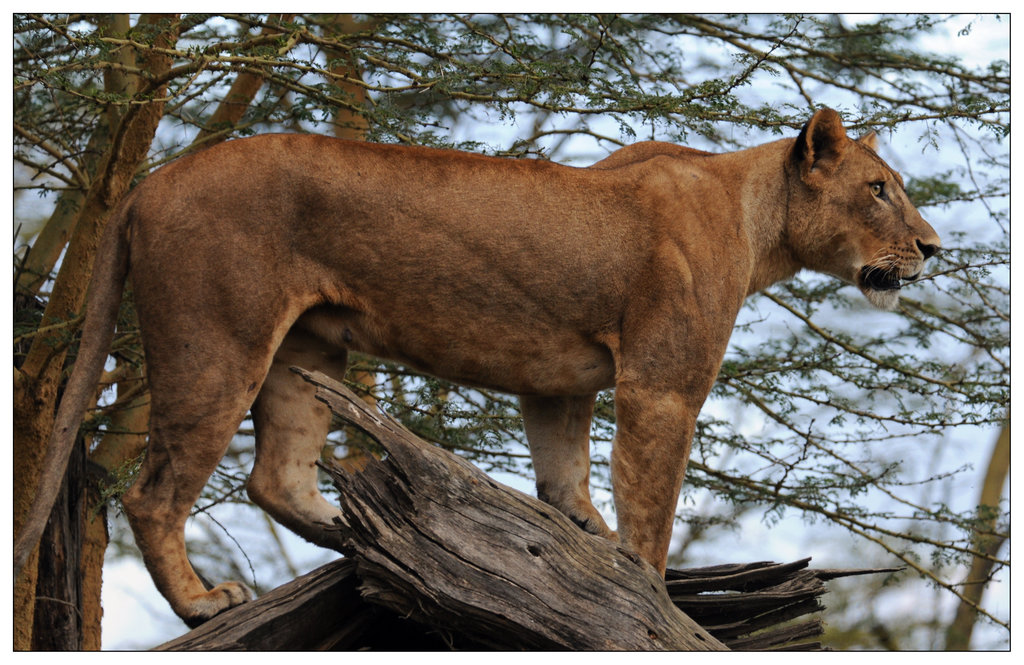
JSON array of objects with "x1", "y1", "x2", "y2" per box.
[{"x1": 44, "y1": 108, "x2": 939, "y2": 626}]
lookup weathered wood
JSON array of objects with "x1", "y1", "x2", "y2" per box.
[
  {"x1": 297, "y1": 368, "x2": 724, "y2": 651},
  {"x1": 157, "y1": 557, "x2": 457, "y2": 651},
  {"x1": 156, "y1": 555, "x2": 893, "y2": 651},
  {"x1": 156, "y1": 558, "x2": 367, "y2": 650},
  {"x1": 664, "y1": 559, "x2": 900, "y2": 650},
  {"x1": 157, "y1": 368, "x2": 899, "y2": 651}
]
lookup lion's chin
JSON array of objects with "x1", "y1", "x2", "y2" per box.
[
  {"x1": 856, "y1": 264, "x2": 909, "y2": 310},
  {"x1": 861, "y1": 286, "x2": 901, "y2": 310}
]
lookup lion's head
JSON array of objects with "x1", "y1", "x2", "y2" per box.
[{"x1": 786, "y1": 108, "x2": 941, "y2": 310}]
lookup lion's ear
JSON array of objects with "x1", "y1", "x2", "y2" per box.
[
  {"x1": 858, "y1": 131, "x2": 879, "y2": 152},
  {"x1": 791, "y1": 107, "x2": 850, "y2": 187}
]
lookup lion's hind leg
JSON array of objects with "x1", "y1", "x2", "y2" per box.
[
  {"x1": 247, "y1": 329, "x2": 349, "y2": 551},
  {"x1": 122, "y1": 369, "x2": 263, "y2": 628}
]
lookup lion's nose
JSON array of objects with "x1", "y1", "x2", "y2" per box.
[{"x1": 916, "y1": 239, "x2": 940, "y2": 260}]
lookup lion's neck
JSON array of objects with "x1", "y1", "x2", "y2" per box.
[{"x1": 715, "y1": 140, "x2": 802, "y2": 295}]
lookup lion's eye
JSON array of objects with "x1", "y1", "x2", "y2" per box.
[{"x1": 870, "y1": 182, "x2": 884, "y2": 197}]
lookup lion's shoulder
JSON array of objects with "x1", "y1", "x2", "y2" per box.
[{"x1": 589, "y1": 142, "x2": 714, "y2": 170}]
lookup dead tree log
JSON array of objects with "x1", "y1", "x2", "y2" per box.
[
  {"x1": 157, "y1": 559, "x2": 372, "y2": 651},
  {"x1": 157, "y1": 556, "x2": 896, "y2": 650},
  {"x1": 295, "y1": 368, "x2": 723, "y2": 650},
  {"x1": 157, "y1": 369, "x2": 898, "y2": 650},
  {"x1": 666, "y1": 560, "x2": 897, "y2": 650}
]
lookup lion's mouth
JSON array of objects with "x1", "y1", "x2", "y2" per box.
[{"x1": 859, "y1": 265, "x2": 920, "y2": 292}]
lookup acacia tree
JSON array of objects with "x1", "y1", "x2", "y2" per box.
[{"x1": 13, "y1": 14, "x2": 1008, "y2": 650}]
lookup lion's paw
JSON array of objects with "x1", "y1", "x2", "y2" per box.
[
  {"x1": 182, "y1": 582, "x2": 254, "y2": 628},
  {"x1": 567, "y1": 512, "x2": 618, "y2": 541}
]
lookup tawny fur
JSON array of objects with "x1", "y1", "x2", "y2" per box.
[{"x1": 48, "y1": 108, "x2": 940, "y2": 626}]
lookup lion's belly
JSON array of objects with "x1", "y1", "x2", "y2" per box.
[
  {"x1": 390, "y1": 337, "x2": 616, "y2": 396},
  {"x1": 296, "y1": 304, "x2": 616, "y2": 396}
]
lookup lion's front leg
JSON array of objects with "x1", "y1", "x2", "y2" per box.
[
  {"x1": 520, "y1": 393, "x2": 614, "y2": 539},
  {"x1": 610, "y1": 381, "x2": 698, "y2": 576}
]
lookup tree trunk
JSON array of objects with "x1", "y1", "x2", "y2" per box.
[
  {"x1": 30, "y1": 435, "x2": 85, "y2": 650},
  {"x1": 944, "y1": 423, "x2": 1009, "y2": 649},
  {"x1": 12, "y1": 14, "x2": 182, "y2": 650},
  {"x1": 79, "y1": 471, "x2": 109, "y2": 651}
]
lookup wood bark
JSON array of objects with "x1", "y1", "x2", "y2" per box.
[
  {"x1": 159, "y1": 553, "x2": 893, "y2": 650},
  {"x1": 31, "y1": 435, "x2": 85, "y2": 650},
  {"x1": 302, "y1": 369, "x2": 724, "y2": 650},
  {"x1": 157, "y1": 368, "x2": 897, "y2": 651},
  {"x1": 157, "y1": 559, "x2": 374, "y2": 651}
]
